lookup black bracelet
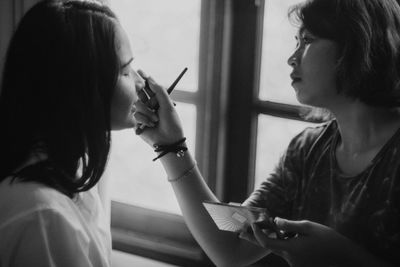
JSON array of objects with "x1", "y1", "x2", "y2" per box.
[{"x1": 152, "y1": 137, "x2": 187, "y2": 161}]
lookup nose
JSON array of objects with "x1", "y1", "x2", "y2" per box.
[{"x1": 287, "y1": 52, "x2": 299, "y2": 67}]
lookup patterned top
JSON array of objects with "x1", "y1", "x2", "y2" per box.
[{"x1": 244, "y1": 120, "x2": 400, "y2": 265}]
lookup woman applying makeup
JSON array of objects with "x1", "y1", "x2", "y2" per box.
[{"x1": 135, "y1": 0, "x2": 400, "y2": 266}]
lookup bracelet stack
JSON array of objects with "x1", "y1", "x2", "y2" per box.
[{"x1": 152, "y1": 137, "x2": 187, "y2": 161}]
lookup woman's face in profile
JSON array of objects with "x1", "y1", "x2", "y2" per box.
[
  {"x1": 288, "y1": 29, "x2": 339, "y2": 108},
  {"x1": 111, "y1": 23, "x2": 145, "y2": 130}
]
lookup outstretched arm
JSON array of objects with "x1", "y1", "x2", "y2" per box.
[
  {"x1": 134, "y1": 73, "x2": 271, "y2": 267},
  {"x1": 159, "y1": 150, "x2": 270, "y2": 267}
]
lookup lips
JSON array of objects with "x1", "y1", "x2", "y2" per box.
[{"x1": 290, "y1": 73, "x2": 302, "y2": 83}]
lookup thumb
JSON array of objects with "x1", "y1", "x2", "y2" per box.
[{"x1": 274, "y1": 218, "x2": 311, "y2": 235}]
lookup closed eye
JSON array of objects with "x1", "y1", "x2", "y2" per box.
[{"x1": 120, "y1": 58, "x2": 134, "y2": 69}]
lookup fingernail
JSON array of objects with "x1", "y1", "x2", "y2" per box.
[{"x1": 138, "y1": 69, "x2": 147, "y2": 76}]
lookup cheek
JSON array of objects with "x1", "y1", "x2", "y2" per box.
[
  {"x1": 303, "y1": 55, "x2": 337, "y2": 88},
  {"x1": 114, "y1": 78, "x2": 137, "y2": 108},
  {"x1": 110, "y1": 78, "x2": 137, "y2": 128}
]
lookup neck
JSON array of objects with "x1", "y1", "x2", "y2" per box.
[{"x1": 330, "y1": 101, "x2": 400, "y2": 154}]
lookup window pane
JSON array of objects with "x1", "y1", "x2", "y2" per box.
[
  {"x1": 259, "y1": 0, "x2": 303, "y2": 104},
  {"x1": 110, "y1": 0, "x2": 200, "y2": 92},
  {"x1": 254, "y1": 115, "x2": 316, "y2": 188},
  {"x1": 109, "y1": 103, "x2": 196, "y2": 215}
]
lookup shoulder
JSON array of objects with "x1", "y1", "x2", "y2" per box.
[
  {"x1": 0, "y1": 179, "x2": 111, "y2": 267},
  {"x1": 0, "y1": 178, "x2": 79, "y2": 229},
  {"x1": 0, "y1": 179, "x2": 91, "y2": 261},
  {"x1": 286, "y1": 120, "x2": 336, "y2": 155},
  {"x1": 0, "y1": 181, "x2": 95, "y2": 266}
]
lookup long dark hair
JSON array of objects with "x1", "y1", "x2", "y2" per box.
[
  {"x1": 0, "y1": 0, "x2": 120, "y2": 197},
  {"x1": 289, "y1": 0, "x2": 400, "y2": 108}
]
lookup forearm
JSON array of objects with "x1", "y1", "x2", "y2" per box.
[{"x1": 159, "y1": 149, "x2": 270, "y2": 267}]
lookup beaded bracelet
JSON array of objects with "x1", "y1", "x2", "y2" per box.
[{"x1": 152, "y1": 137, "x2": 187, "y2": 161}]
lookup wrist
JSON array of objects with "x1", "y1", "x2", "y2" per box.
[
  {"x1": 152, "y1": 137, "x2": 187, "y2": 161},
  {"x1": 158, "y1": 146, "x2": 196, "y2": 180}
]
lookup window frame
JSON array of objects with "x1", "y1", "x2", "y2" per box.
[{"x1": 111, "y1": 0, "x2": 233, "y2": 265}]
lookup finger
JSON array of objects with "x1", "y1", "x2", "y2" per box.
[
  {"x1": 137, "y1": 69, "x2": 149, "y2": 80},
  {"x1": 135, "y1": 124, "x2": 145, "y2": 135},
  {"x1": 146, "y1": 77, "x2": 175, "y2": 108},
  {"x1": 133, "y1": 112, "x2": 157, "y2": 127},
  {"x1": 251, "y1": 223, "x2": 285, "y2": 250},
  {"x1": 240, "y1": 225, "x2": 277, "y2": 240},
  {"x1": 238, "y1": 231, "x2": 260, "y2": 246},
  {"x1": 134, "y1": 101, "x2": 159, "y2": 122},
  {"x1": 254, "y1": 216, "x2": 276, "y2": 230},
  {"x1": 137, "y1": 70, "x2": 175, "y2": 109},
  {"x1": 239, "y1": 225, "x2": 277, "y2": 245},
  {"x1": 274, "y1": 218, "x2": 310, "y2": 235}
]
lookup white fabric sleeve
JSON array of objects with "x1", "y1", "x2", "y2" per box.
[{"x1": 1, "y1": 208, "x2": 99, "y2": 267}]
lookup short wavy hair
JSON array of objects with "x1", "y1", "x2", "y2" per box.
[
  {"x1": 289, "y1": 0, "x2": 400, "y2": 107},
  {"x1": 0, "y1": 0, "x2": 120, "y2": 197}
]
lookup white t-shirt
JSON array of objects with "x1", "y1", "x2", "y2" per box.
[{"x1": 0, "y1": 177, "x2": 112, "y2": 267}]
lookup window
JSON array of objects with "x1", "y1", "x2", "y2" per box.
[
  {"x1": 108, "y1": 1, "x2": 210, "y2": 265},
  {"x1": 109, "y1": 0, "x2": 201, "y2": 215},
  {"x1": 255, "y1": 0, "x2": 315, "y2": 188},
  {"x1": 259, "y1": 0, "x2": 300, "y2": 104},
  {"x1": 109, "y1": 0, "x2": 319, "y2": 265}
]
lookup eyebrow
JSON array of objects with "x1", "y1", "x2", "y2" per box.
[{"x1": 120, "y1": 58, "x2": 133, "y2": 69}]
